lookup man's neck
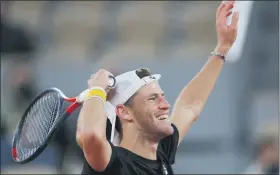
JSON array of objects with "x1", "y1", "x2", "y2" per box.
[{"x1": 120, "y1": 132, "x2": 160, "y2": 160}]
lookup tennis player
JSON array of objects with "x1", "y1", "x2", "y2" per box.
[{"x1": 77, "y1": 1, "x2": 239, "y2": 174}]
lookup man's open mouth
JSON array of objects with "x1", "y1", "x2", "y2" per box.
[{"x1": 156, "y1": 115, "x2": 168, "y2": 120}]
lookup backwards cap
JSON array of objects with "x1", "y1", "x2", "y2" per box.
[{"x1": 105, "y1": 69, "x2": 161, "y2": 145}]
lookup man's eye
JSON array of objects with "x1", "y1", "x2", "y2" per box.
[{"x1": 148, "y1": 97, "x2": 156, "y2": 101}]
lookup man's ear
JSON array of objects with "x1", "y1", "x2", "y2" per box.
[{"x1": 116, "y1": 105, "x2": 133, "y2": 121}]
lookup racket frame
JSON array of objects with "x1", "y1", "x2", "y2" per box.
[
  {"x1": 12, "y1": 75, "x2": 116, "y2": 163},
  {"x1": 12, "y1": 88, "x2": 81, "y2": 164}
]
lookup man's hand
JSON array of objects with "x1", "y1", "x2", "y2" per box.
[
  {"x1": 215, "y1": 0, "x2": 239, "y2": 55},
  {"x1": 88, "y1": 69, "x2": 113, "y2": 90}
]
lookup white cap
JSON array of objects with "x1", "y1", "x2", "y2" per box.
[{"x1": 104, "y1": 69, "x2": 161, "y2": 145}]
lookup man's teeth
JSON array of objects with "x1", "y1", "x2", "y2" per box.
[{"x1": 157, "y1": 115, "x2": 168, "y2": 120}]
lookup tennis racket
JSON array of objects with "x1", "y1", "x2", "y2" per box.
[{"x1": 11, "y1": 75, "x2": 116, "y2": 164}]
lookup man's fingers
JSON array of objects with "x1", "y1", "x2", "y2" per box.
[
  {"x1": 216, "y1": 2, "x2": 225, "y2": 19},
  {"x1": 219, "y1": 3, "x2": 234, "y2": 25},
  {"x1": 222, "y1": 0, "x2": 235, "y2": 6},
  {"x1": 226, "y1": 11, "x2": 233, "y2": 17},
  {"x1": 230, "y1": 12, "x2": 239, "y2": 29},
  {"x1": 217, "y1": 1, "x2": 234, "y2": 23},
  {"x1": 223, "y1": 3, "x2": 234, "y2": 14},
  {"x1": 228, "y1": 0, "x2": 235, "y2": 5}
]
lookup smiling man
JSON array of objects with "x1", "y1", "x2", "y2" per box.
[{"x1": 76, "y1": 1, "x2": 239, "y2": 175}]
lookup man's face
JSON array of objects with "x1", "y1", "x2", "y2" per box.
[{"x1": 129, "y1": 81, "x2": 174, "y2": 138}]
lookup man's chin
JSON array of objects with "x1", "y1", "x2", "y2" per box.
[
  {"x1": 161, "y1": 125, "x2": 174, "y2": 138},
  {"x1": 167, "y1": 126, "x2": 175, "y2": 135}
]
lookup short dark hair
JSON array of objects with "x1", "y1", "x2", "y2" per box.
[{"x1": 115, "y1": 68, "x2": 152, "y2": 141}]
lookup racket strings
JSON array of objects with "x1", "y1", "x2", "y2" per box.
[{"x1": 16, "y1": 91, "x2": 62, "y2": 161}]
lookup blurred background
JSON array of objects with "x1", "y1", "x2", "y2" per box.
[{"x1": 1, "y1": 1, "x2": 278, "y2": 174}]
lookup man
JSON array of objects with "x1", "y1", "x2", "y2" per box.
[{"x1": 76, "y1": 1, "x2": 239, "y2": 174}]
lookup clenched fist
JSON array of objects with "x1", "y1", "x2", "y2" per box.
[{"x1": 88, "y1": 69, "x2": 113, "y2": 91}]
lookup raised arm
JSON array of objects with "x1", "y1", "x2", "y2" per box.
[
  {"x1": 170, "y1": 0, "x2": 239, "y2": 145},
  {"x1": 76, "y1": 69, "x2": 112, "y2": 172}
]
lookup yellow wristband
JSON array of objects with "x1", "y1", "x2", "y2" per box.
[{"x1": 87, "y1": 89, "x2": 107, "y2": 102}]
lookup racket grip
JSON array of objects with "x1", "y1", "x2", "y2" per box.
[{"x1": 77, "y1": 89, "x2": 91, "y2": 103}]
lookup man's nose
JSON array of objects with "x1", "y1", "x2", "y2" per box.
[{"x1": 158, "y1": 97, "x2": 170, "y2": 110}]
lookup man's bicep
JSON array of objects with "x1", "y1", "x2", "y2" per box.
[{"x1": 170, "y1": 105, "x2": 198, "y2": 145}]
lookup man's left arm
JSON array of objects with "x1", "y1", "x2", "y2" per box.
[
  {"x1": 170, "y1": 0, "x2": 239, "y2": 145},
  {"x1": 170, "y1": 46, "x2": 226, "y2": 145}
]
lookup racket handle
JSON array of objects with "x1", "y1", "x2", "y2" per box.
[{"x1": 77, "y1": 76, "x2": 116, "y2": 103}]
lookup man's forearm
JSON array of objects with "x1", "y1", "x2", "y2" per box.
[
  {"x1": 76, "y1": 98, "x2": 107, "y2": 147},
  {"x1": 173, "y1": 45, "x2": 229, "y2": 121}
]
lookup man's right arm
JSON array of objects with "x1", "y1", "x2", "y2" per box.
[{"x1": 76, "y1": 69, "x2": 113, "y2": 172}]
